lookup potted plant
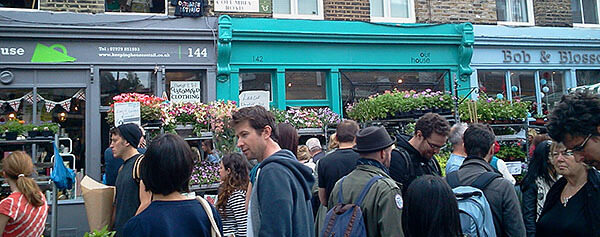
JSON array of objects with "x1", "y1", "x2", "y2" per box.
[
  {"x1": 23, "y1": 124, "x2": 39, "y2": 138},
  {"x1": 84, "y1": 225, "x2": 115, "y2": 237},
  {"x1": 533, "y1": 114, "x2": 546, "y2": 125},
  {"x1": 2, "y1": 120, "x2": 24, "y2": 140},
  {"x1": 39, "y1": 123, "x2": 59, "y2": 137}
]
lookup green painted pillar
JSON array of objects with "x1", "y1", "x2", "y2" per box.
[
  {"x1": 273, "y1": 68, "x2": 286, "y2": 110},
  {"x1": 230, "y1": 70, "x2": 240, "y2": 102},
  {"x1": 329, "y1": 69, "x2": 342, "y2": 115}
]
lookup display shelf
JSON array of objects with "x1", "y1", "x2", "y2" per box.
[
  {"x1": 298, "y1": 128, "x2": 326, "y2": 136},
  {"x1": 0, "y1": 138, "x2": 54, "y2": 144},
  {"x1": 184, "y1": 132, "x2": 214, "y2": 141},
  {"x1": 190, "y1": 182, "x2": 219, "y2": 193}
]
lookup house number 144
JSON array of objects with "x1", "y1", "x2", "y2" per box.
[{"x1": 188, "y1": 47, "x2": 207, "y2": 58}]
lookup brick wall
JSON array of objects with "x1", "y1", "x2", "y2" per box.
[
  {"x1": 414, "y1": 0, "x2": 496, "y2": 24},
  {"x1": 533, "y1": 0, "x2": 572, "y2": 27},
  {"x1": 40, "y1": 0, "x2": 105, "y2": 13},
  {"x1": 323, "y1": 0, "x2": 370, "y2": 21}
]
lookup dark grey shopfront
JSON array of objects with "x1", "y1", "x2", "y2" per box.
[{"x1": 0, "y1": 11, "x2": 218, "y2": 182}]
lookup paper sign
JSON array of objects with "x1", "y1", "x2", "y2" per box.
[
  {"x1": 214, "y1": 0, "x2": 259, "y2": 12},
  {"x1": 171, "y1": 81, "x2": 202, "y2": 103},
  {"x1": 505, "y1": 161, "x2": 523, "y2": 175},
  {"x1": 114, "y1": 102, "x2": 141, "y2": 127},
  {"x1": 239, "y1": 91, "x2": 269, "y2": 110}
]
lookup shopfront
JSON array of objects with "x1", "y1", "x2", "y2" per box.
[
  {"x1": 216, "y1": 16, "x2": 475, "y2": 115},
  {"x1": 0, "y1": 11, "x2": 218, "y2": 181},
  {"x1": 471, "y1": 25, "x2": 600, "y2": 116}
]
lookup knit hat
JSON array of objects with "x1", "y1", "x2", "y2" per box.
[{"x1": 117, "y1": 123, "x2": 142, "y2": 148}]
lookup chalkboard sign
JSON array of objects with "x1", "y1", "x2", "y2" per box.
[{"x1": 175, "y1": 0, "x2": 203, "y2": 17}]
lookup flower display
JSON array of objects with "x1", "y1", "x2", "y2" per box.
[
  {"x1": 271, "y1": 107, "x2": 342, "y2": 129},
  {"x1": 190, "y1": 161, "x2": 220, "y2": 186},
  {"x1": 207, "y1": 100, "x2": 238, "y2": 154},
  {"x1": 106, "y1": 93, "x2": 166, "y2": 124},
  {"x1": 162, "y1": 102, "x2": 210, "y2": 134},
  {"x1": 458, "y1": 95, "x2": 531, "y2": 123}
]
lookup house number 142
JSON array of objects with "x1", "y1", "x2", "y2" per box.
[{"x1": 188, "y1": 47, "x2": 207, "y2": 58}]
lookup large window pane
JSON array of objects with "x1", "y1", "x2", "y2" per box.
[
  {"x1": 273, "y1": 0, "x2": 291, "y2": 14},
  {"x1": 583, "y1": 0, "x2": 599, "y2": 24},
  {"x1": 477, "y1": 70, "x2": 507, "y2": 99},
  {"x1": 497, "y1": 0, "x2": 529, "y2": 22},
  {"x1": 0, "y1": 0, "x2": 36, "y2": 9},
  {"x1": 298, "y1": 0, "x2": 318, "y2": 15},
  {"x1": 240, "y1": 72, "x2": 272, "y2": 100},
  {"x1": 576, "y1": 70, "x2": 600, "y2": 86},
  {"x1": 370, "y1": 0, "x2": 384, "y2": 17},
  {"x1": 105, "y1": 0, "x2": 165, "y2": 13},
  {"x1": 165, "y1": 71, "x2": 203, "y2": 102},
  {"x1": 100, "y1": 71, "x2": 157, "y2": 106},
  {"x1": 539, "y1": 71, "x2": 564, "y2": 115},
  {"x1": 572, "y1": 0, "x2": 584, "y2": 23},
  {"x1": 286, "y1": 71, "x2": 327, "y2": 100},
  {"x1": 390, "y1": 0, "x2": 409, "y2": 18},
  {"x1": 0, "y1": 89, "x2": 33, "y2": 124},
  {"x1": 340, "y1": 70, "x2": 447, "y2": 107},
  {"x1": 510, "y1": 71, "x2": 536, "y2": 104}
]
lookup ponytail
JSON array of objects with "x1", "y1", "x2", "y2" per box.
[{"x1": 3, "y1": 151, "x2": 45, "y2": 207}]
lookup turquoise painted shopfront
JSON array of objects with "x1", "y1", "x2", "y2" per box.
[{"x1": 216, "y1": 15, "x2": 474, "y2": 115}]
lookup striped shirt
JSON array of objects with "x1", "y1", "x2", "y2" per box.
[
  {"x1": 0, "y1": 192, "x2": 48, "y2": 237},
  {"x1": 221, "y1": 190, "x2": 247, "y2": 237}
]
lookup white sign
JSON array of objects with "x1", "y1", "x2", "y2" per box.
[
  {"x1": 505, "y1": 161, "x2": 523, "y2": 175},
  {"x1": 114, "y1": 102, "x2": 141, "y2": 127},
  {"x1": 214, "y1": 0, "x2": 259, "y2": 12},
  {"x1": 170, "y1": 81, "x2": 201, "y2": 103},
  {"x1": 239, "y1": 91, "x2": 269, "y2": 110}
]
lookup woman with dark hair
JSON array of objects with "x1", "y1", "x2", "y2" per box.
[
  {"x1": 218, "y1": 153, "x2": 249, "y2": 237},
  {"x1": 202, "y1": 139, "x2": 221, "y2": 163},
  {"x1": 521, "y1": 140, "x2": 558, "y2": 237},
  {"x1": 0, "y1": 151, "x2": 48, "y2": 236},
  {"x1": 536, "y1": 142, "x2": 600, "y2": 236},
  {"x1": 277, "y1": 123, "x2": 298, "y2": 157},
  {"x1": 123, "y1": 134, "x2": 223, "y2": 236},
  {"x1": 402, "y1": 175, "x2": 462, "y2": 237}
]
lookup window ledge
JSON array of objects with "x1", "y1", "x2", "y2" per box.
[
  {"x1": 370, "y1": 16, "x2": 416, "y2": 24},
  {"x1": 0, "y1": 7, "x2": 39, "y2": 12},
  {"x1": 497, "y1": 21, "x2": 535, "y2": 26},
  {"x1": 573, "y1": 23, "x2": 600, "y2": 28},
  {"x1": 104, "y1": 11, "x2": 168, "y2": 16},
  {"x1": 272, "y1": 13, "x2": 324, "y2": 20}
]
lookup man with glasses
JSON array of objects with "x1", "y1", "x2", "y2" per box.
[
  {"x1": 547, "y1": 90, "x2": 600, "y2": 169},
  {"x1": 389, "y1": 112, "x2": 450, "y2": 192}
]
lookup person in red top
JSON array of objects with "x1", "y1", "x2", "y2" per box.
[{"x1": 0, "y1": 151, "x2": 48, "y2": 237}]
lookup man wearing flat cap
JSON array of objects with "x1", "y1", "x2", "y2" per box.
[
  {"x1": 326, "y1": 126, "x2": 404, "y2": 237},
  {"x1": 109, "y1": 123, "x2": 143, "y2": 236}
]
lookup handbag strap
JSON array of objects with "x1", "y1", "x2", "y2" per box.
[{"x1": 197, "y1": 196, "x2": 221, "y2": 237}]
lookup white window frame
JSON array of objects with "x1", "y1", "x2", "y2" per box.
[
  {"x1": 573, "y1": 0, "x2": 600, "y2": 27},
  {"x1": 497, "y1": 0, "x2": 535, "y2": 26},
  {"x1": 370, "y1": 0, "x2": 415, "y2": 23},
  {"x1": 272, "y1": 0, "x2": 324, "y2": 20},
  {"x1": 104, "y1": 0, "x2": 169, "y2": 15}
]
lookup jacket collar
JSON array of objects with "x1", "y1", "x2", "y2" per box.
[
  {"x1": 461, "y1": 155, "x2": 495, "y2": 172},
  {"x1": 356, "y1": 161, "x2": 392, "y2": 179}
]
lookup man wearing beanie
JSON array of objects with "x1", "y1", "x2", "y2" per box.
[
  {"x1": 110, "y1": 123, "x2": 143, "y2": 236},
  {"x1": 326, "y1": 126, "x2": 404, "y2": 237}
]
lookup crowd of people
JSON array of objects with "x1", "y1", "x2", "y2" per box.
[{"x1": 13, "y1": 89, "x2": 589, "y2": 237}]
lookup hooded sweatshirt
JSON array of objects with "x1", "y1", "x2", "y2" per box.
[
  {"x1": 248, "y1": 149, "x2": 315, "y2": 237},
  {"x1": 389, "y1": 134, "x2": 441, "y2": 192}
]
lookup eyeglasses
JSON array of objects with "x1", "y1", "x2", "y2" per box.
[
  {"x1": 552, "y1": 150, "x2": 574, "y2": 158},
  {"x1": 572, "y1": 134, "x2": 592, "y2": 152},
  {"x1": 425, "y1": 138, "x2": 445, "y2": 150}
]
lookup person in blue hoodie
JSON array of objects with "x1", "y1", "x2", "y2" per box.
[{"x1": 231, "y1": 105, "x2": 315, "y2": 237}]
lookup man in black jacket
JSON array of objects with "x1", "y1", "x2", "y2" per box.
[{"x1": 390, "y1": 112, "x2": 450, "y2": 192}]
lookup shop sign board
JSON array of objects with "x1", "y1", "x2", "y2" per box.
[
  {"x1": 214, "y1": 0, "x2": 271, "y2": 13},
  {"x1": 505, "y1": 161, "x2": 522, "y2": 175},
  {"x1": 0, "y1": 40, "x2": 215, "y2": 64},
  {"x1": 170, "y1": 81, "x2": 202, "y2": 103},
  {"x1": 473, "y1": 47, "x2": 600, "y2": 66},
  {"x1": 114, "y1": 102, "x2": 141, "y2": 127},
  {"x1": 239, "y1": 91, "x2": 269, "y2": 110},
  {"x1": 174, "y1": 0, "x2": 203, "y2": 17}
]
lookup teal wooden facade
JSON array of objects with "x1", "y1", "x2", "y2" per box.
[{"x1": 216, "y1": 15, "x2": 474, "y2": 115}]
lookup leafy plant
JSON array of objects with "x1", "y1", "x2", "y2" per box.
[
  {"x1": 22, "y1": 123, "x2": 37, "y2": 132},
  {"x1": 496, "y1": 144, "x2": 526, "y2": 161},
  {"x1": 39, "y1": 122, "x2": 59, "y2": 133},
  {"x1": 84, "y1": 225, "x2": 115, "y2": 237},
  {"x1": 1, "y1": 120, "x2": 25, "y2": 134}
]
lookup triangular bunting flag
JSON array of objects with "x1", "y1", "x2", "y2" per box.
[
  {"x1": 45, "y1": 101, "x2": 56, "y2": 112},
  {"x1": 74, "y1": 89, "x2": 86, "y2": 101},
  {"x1": 23, "y1": 92, "x2": 33, "y2": 103},
  {"x1": 60, "y1": 99, "x2": 71, "y2": 112},
  {"x1": 8, "y1": 99, "x2": 21, "y2": 111}
]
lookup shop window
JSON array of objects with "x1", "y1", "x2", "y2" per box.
[
  {"x1": 340, "y1": 70, "x2": 447, "y2": 107},
  {"x1": 572, "y1": 0, "x2": 600, "y2": 24},
  {"x1": 165, "y1": 71, "x2": 204, "y2": 102},
  {"x1": 0, "y1": 89, "x2": 33, "y2": 124},
  {"x1": 240, "y1": 72, "x2": 273, "y2": 100},
  {"x1": 273, "y1": 0, "x2": 323, "y2": 19},
  {"x1": 105, "y1": 0, "x2": 165, "y2": 13},
  {"x1": 510, "y1": 71, "x2": 536, "y2": 103},
  {"x1": 286, "y1": 71, "x2": 327, "y2": 100},
  {"x1": 100, "y1": 71, "x2": 157, "y2": 106},
  {"x1": 576, "y1": 69, "x2": 600, "y2": 85},
  {"x1": 539, "y1": 71, "x2": 564, "y2": 115},
  {"x1": 477, "y1": 70, "x2": 507, "y2": 99},
  {"x1": 496, "y1": 0, "x2": 534, "y2": 24},
  {"x1": 0, "y1": 0, "x2": 37, "y2": 9},
  {"x1": 370, "y1": 0, "x2": 415, "y2": 23}
]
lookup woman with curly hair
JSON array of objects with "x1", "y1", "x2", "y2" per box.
[{"x1": 218, "y1": 153, "x2": 249, "y2": 237}]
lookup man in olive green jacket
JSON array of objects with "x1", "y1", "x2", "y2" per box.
[{"x1": 327, "y1": 126, "x2": 404, "y2": 237}]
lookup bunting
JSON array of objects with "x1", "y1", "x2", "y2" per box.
[
  {"x1": 73, "y1": 89, "x2": 86, "y2": 101},
  {"x1": 0, "y1": 90, "x2": 85, "y2": 112},
  {"x1": 60, "y1": 99, "x2": 71, "y2": 112},
  {"x1": 8, "y1": 99, "x2": 21, "y2": 111},
  {"x1": 45, "y1": 101, "x2": 56, "y2": 112}
]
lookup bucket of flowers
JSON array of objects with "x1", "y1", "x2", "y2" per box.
[{"x1": 106, "y1": 93, "x2": 166, "y2": 126}]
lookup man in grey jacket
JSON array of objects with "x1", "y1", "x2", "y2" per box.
[{"x1": 454, "y1": 124, "x2": 525, "y2": 237}]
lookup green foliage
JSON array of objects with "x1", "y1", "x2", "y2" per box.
[
  {"x1": 39, "y1": 123, "x2": 60, "y2": 133},
  {"x1": 434, "y1": 150, "x2": 451, "y2": 177},
  {"x1": 84, "y1": 225, "x2": 115, "y2": 237},
  {"x1": 1, "y1": 120, "x2": 25, "y2": 134},
  {"x1": 495, "y1": 144, "x2": 526, "y2": 161},
  {"x1": 22, "y1": 123, "x2": 37, "y2": 132},
  {"x1": 458, "y1": 95, "x2": 532, "y2": 122}
]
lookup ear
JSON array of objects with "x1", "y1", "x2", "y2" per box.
[
  {"x1": 596, "y1": 125, "x2": 600, "y2": 135},
  {"x1": 415, "y1": 130, "x2": 423, "y2": 139},
  {"x1": 262, "y1": 125, "x2": 272, "y2": 139}
]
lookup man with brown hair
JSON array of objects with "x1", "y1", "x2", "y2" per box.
[
  {"x1": 390, "y1": 112, "x2": 450, "y2": 192},
  {"x1": 231, "y1": 106, "x2": 314, "y2": 236}
]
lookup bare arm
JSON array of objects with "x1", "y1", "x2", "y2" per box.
[
  {"x1": 245, "y1": 182, "x2": 253, "y2": 211},
  {"x1": 318, "y1": 188, "x2": 328, "y2": 206},
  {"x1": 136, "y1": 180, "x2": 152, "y2": 215},
  {"x1": 0, "y1": 214, "x2": 9, "y2": 235}
]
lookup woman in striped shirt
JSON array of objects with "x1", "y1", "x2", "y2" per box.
[
  {"x1": 218, "y1": 153, "x2": 249, "y2": 237},
  {"x1": 0, "y1": 151, "x2": 48, "y2": 237}
]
